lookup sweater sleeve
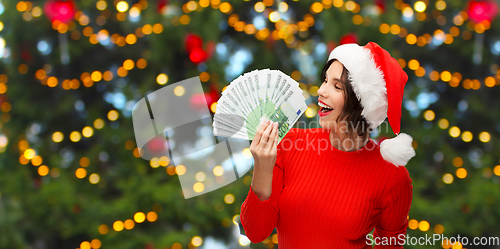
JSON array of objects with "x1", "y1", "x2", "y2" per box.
[
  {"x1": 239, "y1": 128, "x2": 298, "y2": 244},
  {"x1": 373, "y1": 165, "x2": 413, "y2": 248}
]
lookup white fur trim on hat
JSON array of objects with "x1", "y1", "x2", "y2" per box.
[
  {"x1": 327, "y1": 44, "x2": 387, "y2": 130},
  {"x1": 380, "y1": 133, "x2": 416, "y2": 166}
]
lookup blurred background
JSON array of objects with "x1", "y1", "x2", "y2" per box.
[{"x1": 0, "y1": 0, "x2": 500, "y2": 248}]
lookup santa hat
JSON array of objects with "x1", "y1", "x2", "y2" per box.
[{"x1": 327, "y1": 41, "x2": 416, "y2": 166}]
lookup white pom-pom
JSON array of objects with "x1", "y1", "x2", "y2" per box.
[{"x1": 380, "y1": 133, "x2": 416, "y2": 166}]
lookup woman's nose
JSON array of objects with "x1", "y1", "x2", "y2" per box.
[{"x1": 317, "y1": 84, "x2": 327, "y2": 98}]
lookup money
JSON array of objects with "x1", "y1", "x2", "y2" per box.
[{"x1": 213, "y1": 69, "x2": 307, "y2": 144}]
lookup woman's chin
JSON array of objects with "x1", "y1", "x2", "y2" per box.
[{"x1": 319, "y1": 117, "x2": 341, "y2": 130}]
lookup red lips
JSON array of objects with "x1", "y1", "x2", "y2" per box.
[
  {"x1": 318, "y1": 99, "x2": 333, "y2": 109},
  {"x1": 318, "y1": 99, "x2": 334, "y2": 117}
]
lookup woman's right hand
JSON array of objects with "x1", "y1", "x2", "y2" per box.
[{"x1": 250, "y1": 119, "x2": 279, "y2": 172}]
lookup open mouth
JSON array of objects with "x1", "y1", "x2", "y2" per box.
[{"x1": 318, "y1": 101, "x2": 333, "y2": 114}]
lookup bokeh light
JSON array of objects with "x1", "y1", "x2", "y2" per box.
[
  {"x1": 134, "y1": 212, "x2": 146, "y2": 223},
  {"x1": 108, "y1": 110, "x2": 119, "y2": 121}
]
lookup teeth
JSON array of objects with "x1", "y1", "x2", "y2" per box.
[{"x1": 318, "y1": 101, "x2": 332, "y2": 109}]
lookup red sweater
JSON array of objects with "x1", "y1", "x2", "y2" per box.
[{"x1": 240, "y1": 128, "x2": 413, "y2": 248}]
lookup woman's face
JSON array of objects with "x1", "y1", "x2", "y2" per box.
[{"x1": 317, "y1": 60, "x2": 345, "y2": 131}]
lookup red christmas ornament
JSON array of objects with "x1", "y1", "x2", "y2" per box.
[
  {"x1": 339, "y1": 33, "x2": 359, "y2": 45},
  {"x1": 208, "y1": 84, "x2": 219, "y2": 99},
  {"x1": 44, "y1": 0, "x2": 76, "y2": 23},
  {"x1": 375, "y1": 0, "x2": 386, "y2": 13},
  {"x1": 157, "y1": 0, "x2": 168, "y2": 13},
  {"x1": 205, "y1": 84, "x2": 219, "y2": 109},
  {"x1": 189, "y1": 47, "x2": 208, "y2": 64},
  {"x1": 205, "y1": 41, "x2": 216, "y2": 60},
  {"x1": 185, "y1": 34, "x2": 211, "y2": 64},
  {"x1": 327, "y1": 41, "x2": 337, "y2": 54},
  {"x1": 21, "y1": 50, "x2": 32, "y2": 62},
  {"x1": 185, "y1": 34, "x2": 203, "y2": 53},
  {"x1": 204, "y1": 93, "x2": 214, "y2": 107},
  {"x1": 466, "y1": 0, "x2": 499, "y2": 23},
  {"x1": 190, "y1": 90, "x2": 218, "y2": 111},
  {"x1": 146, "y1": 137, "x2": 166, "y2": 154},
  {"x1": 190, "y1": 93, "x2": 209, "y2": 111},
  {"x1": 265, "y1": 36, "x2": 275, "y2": 49}
]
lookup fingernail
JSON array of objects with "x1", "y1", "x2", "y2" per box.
[
  {"x1": 267, "y1": 119, "x2": 270, "y2": 124},
  {"x1": 274, "y1": 122, "x2": 278, "y2": 127}
]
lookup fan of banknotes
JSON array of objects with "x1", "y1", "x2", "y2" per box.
[{"x1": 212, "y1": 69, "x2": 308, "y2": 143}]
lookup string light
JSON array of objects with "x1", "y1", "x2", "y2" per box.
[
  {"x1": 37, "y1": 0, "x2": 480, "y2": 62},
  {"x1": 94, "y1": 119, "x2": 104, "y2": 129},
  {"x1": 192, "y1": 236, "x2": 203, "y2": 247},
  {"x1": 52, "y1": 132, "x2": 64, "y2": 142},
  {"x1": 35, "y1": 58, "x2": 147, "y2": 90},
  {"x1": 418, "y1": 220, "x2": 430, "y2": 231},
  {"x1": 98, "y1": 224, "x2": 109, "y2": 235},
  {"x1": 414, "y1": 1, "x2": 426, "y2": 13},
  {"x1": 147, "y1": 211, "x2": 158, "y2": 222},
  {"x1": 113, "y1": 220, "x2": 124, "y2": 231},
  {"x1": 76, "y1": 168, "x2": 87, "y2": 178},
  {"x1": 89, "y1": 173, "x2": 100, "y2": 184},
  {"x1": 22, "y1": 0, "x2": 485, "y2": 57},
  {"x1": 375, "y1": 6, "x2": 480, "y2": 50},
  {"x1": 82, "y1": 126, "x2": 94, "y2": 137},
  {"x1": 432, "y1": 116, "x2": 491, "y2": 144},
  {"x1": 70, "y1": 131, "x2": 82, "y2": 142},
  {"x1": 408, "y1": 219, "x2": 419, "y2": 229},
  {"x1": 91, "y1": 239, "x2": 101, "y2": 249},
  {"x1": 443, "y1": 173, "x2": 454, "y2": 184},
  {"x1": 399, "y1": 57, "x2": 498, "y2": 89},
  {"x1": 229, "y1": 0, "x2": 474, "y2": 51},
  {"x1": 456, "y1": 168, "x2": 467, "y2": 179},
  {"x1": 461, "y1": 131, "x2": 473, "y2": 142},
  {"x1": 134, "y1": 212, "x2": 146, "y2": 223},
  {"x1": 224, "y1": 194, "x2": 235, "y2": 204},
  {"x1": 31, "y1": 155, "x2": 43, "y2": 166},
  {"x1": 156, "y1": 74, "x2": 168, "y2": 85},
  {"x1": 107, "y1": 110, "x2": 119, "y2": 121},
  {"x1": 423, "y1": 110, "x2": 435, "y2": 121},
  {"x1": 479, "y1": 132, "x2": 491, "y2": 143},
  {"x1": 82, "y1": 205, "x2": 180, "y2": 248},
  {"x1": 116, "y1": 1, "x2": 129, "y2": 12},
  {"x1": 38, "y1": 165, "x2": 49, "y2": 176},
  {"x1": 24, "y1": 148, "x2": 36, "y2": 159}
]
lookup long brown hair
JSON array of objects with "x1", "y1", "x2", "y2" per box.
[{"x1": 320, "y1": 58, "x2": 372, "y2": 145}]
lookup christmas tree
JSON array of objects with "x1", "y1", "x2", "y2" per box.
[{"x1": 0, "y1": 0, "x2": 499, "y2": 248}]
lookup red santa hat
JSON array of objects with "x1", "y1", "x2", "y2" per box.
[{"x1": 327, "y1": 41, "x2": 416, "y2": 166}]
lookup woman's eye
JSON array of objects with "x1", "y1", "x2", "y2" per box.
[{"x1": 335, "y1": 84, "x2": 341, "y2": 90}]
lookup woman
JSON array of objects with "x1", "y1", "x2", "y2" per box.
[{"x1": 240, "y1": 42, "x2": 416, "y2": 248}]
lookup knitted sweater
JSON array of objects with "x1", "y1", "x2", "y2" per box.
[{"x1": 240, "y1": 128, "x2": 413, "y2": 248}]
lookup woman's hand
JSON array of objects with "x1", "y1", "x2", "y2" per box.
[{"x1": 250, "y1": 119, "x2": 279, "y2": 172}]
